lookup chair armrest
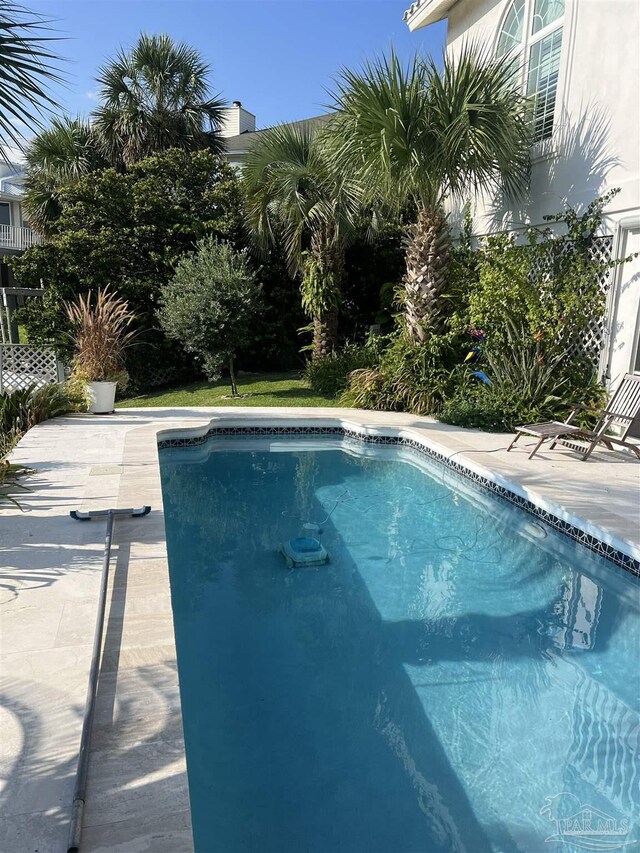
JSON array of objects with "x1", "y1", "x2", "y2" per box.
[
  {"x1": 568, "y1": 403, "x2": 601, "y2": 414},
  {"x1": 601, "y1": 410, "x2": 636, "y2": 421}
]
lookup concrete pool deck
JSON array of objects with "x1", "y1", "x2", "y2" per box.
[{"x1": 1, "y1": 407, "x2": 639, "y2": 853}]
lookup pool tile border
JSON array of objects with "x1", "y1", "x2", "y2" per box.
[{"x1": 158, "y1": 425, "x2": 640, "y2": 577}]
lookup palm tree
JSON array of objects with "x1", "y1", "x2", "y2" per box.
[
  {"x1": 0, "y1": 1, "x2": 62, "y2": 160},
  {"x1": 23, "y1": 116, "x2": 108, "y2": 233},
  {"x1": 332, "y1": 46, "x2": 532, "y2": 341},
  {"x1": 243, "y1": 122, "x2": 360, "y2": 359},
  {"x1": 92, "y1": 33, "x2": 226, "y2": 166}
]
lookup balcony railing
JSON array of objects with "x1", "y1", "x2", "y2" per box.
[{"x1": 0, "y1": 224, "x2": 42, "y2": 251}]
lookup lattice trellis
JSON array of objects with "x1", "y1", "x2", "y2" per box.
[
  {"x1": 0, "y1": 344, "x2": 63, "y2": 394},
  {"x1": 529, "y1": 234, "x2": 614, "y2": 371}
]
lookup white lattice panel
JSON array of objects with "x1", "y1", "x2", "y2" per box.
[
  {"x1": 529, "y1": 235, "x2": 614, "y2": 369},
  {"x1": 0, "y1": 345, "x2": 61, "y2": 393}
]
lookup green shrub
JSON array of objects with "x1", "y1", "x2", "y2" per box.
[
  {"x1": 440, "y1": 386, "x2": 544, "y2": 432},
  {"x1": 440, "y1": 381, "x2": 606, "y2": 433},
  {"x1": 343, "y1": 331, "x2": 470, "y2": 415},
  {"x1": 0, "y1": 387, "x2": 35, "y2": 442},
  {"x1": 10, "y1": 149, "x2": 244, "y2": 387},
  {"x1": 344, "y1": 192, "x2": 626, "y2": 429},
  {"x1": 304, "y1": 339, "x2": 386, "y2": 396},
  {"x1": 440, "y1": 351, "x2": 607, "y2": 432}
]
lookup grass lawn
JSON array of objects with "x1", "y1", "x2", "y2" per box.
[{"x1": 116, "y1": 371, "x2": 342, "y2": 408}]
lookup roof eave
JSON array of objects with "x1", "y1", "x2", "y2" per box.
[{"x1": 403, "y1": 0, "x2": 455, "y2": 30}]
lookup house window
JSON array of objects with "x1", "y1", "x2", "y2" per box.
[
  {"x1": 0, "y1": 202, "x2": 11, "y2": 227},
  {"x1": 496, "y1": 0, "x2": 564, "y2": 142}
]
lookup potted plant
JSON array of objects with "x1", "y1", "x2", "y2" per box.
[{"x1": 65, "y1": 288, "x2": 136, "y2": 414}]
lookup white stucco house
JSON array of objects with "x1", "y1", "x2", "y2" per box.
[{"x1": 404, "y1": 0, "x2": 640, "y2": 387}]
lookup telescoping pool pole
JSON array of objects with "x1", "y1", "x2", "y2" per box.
[{"x1": 67, "y1": 505, "x2": 151, "y2": 853}]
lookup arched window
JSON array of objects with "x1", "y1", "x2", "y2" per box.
[{"x1": 497, "y1": 0, "x2": 564, "y2": 142}]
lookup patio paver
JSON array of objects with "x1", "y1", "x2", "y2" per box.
[{"x1": 1, "y1": 407, "x2": 638, "y2": 852}]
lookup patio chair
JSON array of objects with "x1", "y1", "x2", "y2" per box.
[{"x1": 507, "y1": 373, "x2": 640, "y2": 460}]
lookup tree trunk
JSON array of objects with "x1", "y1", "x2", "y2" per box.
[
  {"x1": 403, "y1": 206, "x2": 451, "y2": 342},
  {"x1": 229, "y1": 354, "x2": 238, "y2": 396},
  {"x1": 312, "y1": 310, "x2": 339, "y2": 361},
  {"x1": 306, "y1": 229, "x2": 344, "y2": 361}
]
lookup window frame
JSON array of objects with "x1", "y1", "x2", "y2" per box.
[
  {"x1": 494, "y1": 0, "x2": 566, "y2": 144},
  {"x1": 0, "y1": 201, "x2": 11, "y2": 228}
]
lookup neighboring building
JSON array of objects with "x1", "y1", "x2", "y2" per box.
[
  {"x1": 0, "y1": 152, "x2": 42, "y2": 343},
  {"x1": 219, "y1": 101, "x2": 333, "y2": 168},
  {"x1": 220, "y1": 101, "x2": 257, "y2": 142},
  {"x1": 404, "y1": 0, "x2": 640, "y2": 386},
  {"x1": 0, "y1": 153, "x2": 41, "y2": 287}
]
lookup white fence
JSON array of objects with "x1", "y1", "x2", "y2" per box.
[
  {"x1": 0, "y1": 344, "x2": 64, "y2": 394},
  {"x1": 0, "y1": 224, "x2": 42, "y2": 251}
]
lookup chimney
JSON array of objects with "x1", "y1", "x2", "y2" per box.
[{"x1": 219, "y1": 101, "x2": 256, "y2": 138}]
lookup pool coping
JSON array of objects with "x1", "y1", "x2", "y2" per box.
[
  {"x1": 156, "y1": 416, "x2": 640, "y2": 575},
  {"x1": 3, "y1": 408, "x2": 639, "y2": 853}
]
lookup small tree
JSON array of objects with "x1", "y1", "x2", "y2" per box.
[{"x1": 158, "y1": 238, "x2": 261, "y2": 396}]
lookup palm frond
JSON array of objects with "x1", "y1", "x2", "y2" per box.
[
  {"x1": 22, "y1": 115, "x2": 106, "y2": 233},
  {"x1": 331, "y1": 51, "x2": 437, "y2": 212},
  {"x1": 0, "y1": 1, "x2": 64, "y2": 160},
  {"x1": 92, "y1": 32, "x2": 225, "y2": 165},
  {"x1": 330, "y1": 44, "x2": 531, "y2": 211},
  {"x1": 424, "y1": 42, "x2": 532, "y2": 201},
  {"x1": 243, "y1": 121, "x2": 361, "y2": 274}
]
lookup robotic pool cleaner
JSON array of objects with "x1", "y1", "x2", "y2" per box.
[{"x1": 280, "y1": 535, "x2": 330, "y2": 568}]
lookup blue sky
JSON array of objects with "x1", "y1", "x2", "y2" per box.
[{"x1": 26, "y1": 1, "x2": 446, "y2": 128}]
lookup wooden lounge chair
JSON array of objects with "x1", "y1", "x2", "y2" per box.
[{"x1": 507, "y1": 373, "x2": 640, "y2": 461}]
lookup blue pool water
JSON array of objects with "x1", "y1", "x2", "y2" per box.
[{"x1": 160, "y1": 437, "x2": 640, "y2": 853}]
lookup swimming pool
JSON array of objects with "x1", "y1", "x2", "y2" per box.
[{"x1": 160, "y1": 435, "x2": 639, "y2": 853}]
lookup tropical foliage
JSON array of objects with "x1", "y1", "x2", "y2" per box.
[
  {"x1": 243, "y1": 121, "x2": 361, "y2": 359},
  {"x1": 8, "y1": 27, "x2": 620, "y2": 432},
  {"x1": 0, "y1": 382, "x2": 82, "y2": 458},
  {"x1": 22, "y1": 32, "x2": 225, "y2": 231},
  {"x1": 0, "y1": 460, "x2": 30, "y2": 508},
  {"x1": 304, "y1": 337, "x2": 387, "y2": 396},
  {"x1": 158, "y1": 238, "x2": 262, "y2": 396},
  {"x1": 92, "y1": 33, "x2": 225, "y2": 166},
  {"x1": 23, "y1": 116, "x2": 107, "y2": 233},
  {"x1": 0, "y1": 1, "x2": 62, "y2": 157},
  {"x1": 10, "y1": 148, "x2": 243, "y2": 386},
  {"x1": 331, "y1": 46, "x2": 532, "y2": 341},
  {"x1": 346, "y1": 331, "x2": 469, "y2": 416},
  {"x1": 0, "y1": 381, "x2": 85, "y2": 507},
  {"x1": 347, "y1": 193, "x2": 621, "y2": 430}
]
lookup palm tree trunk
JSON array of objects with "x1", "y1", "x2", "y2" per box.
[
  {"x1": 404, "y1": 207, "x2": 450, "y2": 341},
  {"x1": 312, "y1": 311, "x2": 339, "y2": 360},
  {"x1": 306, "y1": 230, "x2": 344, "y2": 361}
]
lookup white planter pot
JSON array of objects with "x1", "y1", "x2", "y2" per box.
[{"x1": 87, "y1": 381, "x2": 117, "y2": 414}]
